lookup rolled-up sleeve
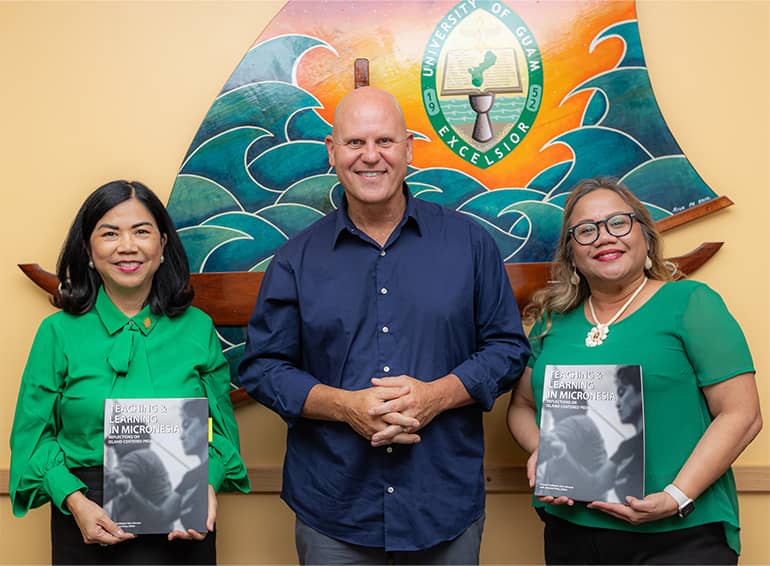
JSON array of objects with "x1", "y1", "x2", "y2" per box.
[
  {"x1": 450, "y1": 228, "x2": 530, "y2": 410},
  {"x1": 239, "y1": 251, "x2": 320, "y2": 424},
  {"x1": 200, "y1": 323, "x2": 250, "y2": 494},
  {"x1": 10, "y1": 319, "x2": 85, "y2": 516}
]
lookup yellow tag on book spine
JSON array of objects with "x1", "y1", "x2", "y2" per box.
[{"x1": 208, "y1": 417, "x2": 213, "y2": 442}]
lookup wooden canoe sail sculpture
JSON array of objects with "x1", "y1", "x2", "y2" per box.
[{"x1": 21, "y1": 1, "x2": 734, "y2": 403}]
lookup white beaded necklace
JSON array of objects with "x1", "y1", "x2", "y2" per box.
[{"x1": 585, "y1": 277, "x2": 648, "y2": 347}]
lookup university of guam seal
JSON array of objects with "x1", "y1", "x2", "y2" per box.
[{"x1": 421, "y1": 0, "x2": 543, "y2": 169}]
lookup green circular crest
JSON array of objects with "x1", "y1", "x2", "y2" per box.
[{"x1": 421, "y1": 0, "x2": 543, "y2": 169}]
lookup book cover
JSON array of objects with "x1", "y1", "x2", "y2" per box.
[
  {"x1": 535, "y1": 364, "x2": 644, "y2": 503},
  {"x1": 103, "y1": 398, "x2": 209, "y2": 534}
]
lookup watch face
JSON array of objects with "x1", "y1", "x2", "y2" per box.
[{"x1": 678, "y1": 501, "x2": 695, "y2": 518}]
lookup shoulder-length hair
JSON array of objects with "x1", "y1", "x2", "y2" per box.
[
  {"x1": 523, "y1": 177, "x2": 676, "y2": 332},
  {"x1": 54, "y1": 180, "x2": 193, "y2": 317}
]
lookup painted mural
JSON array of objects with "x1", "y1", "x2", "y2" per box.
[{"x1": 165, "y1": 0, "x2": 720, "y2": 382}]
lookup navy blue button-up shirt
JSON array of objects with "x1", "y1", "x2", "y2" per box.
[{"x1": 240, "y1": 186, "x2": 530, "y2": 551}]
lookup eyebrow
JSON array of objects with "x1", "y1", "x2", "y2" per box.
[
  {"x1": 95, "y1": 221, "x2": 155, "y2": 230},
  {"x1": 572, "y1": 210, "x2": 632, "y2": 224}
]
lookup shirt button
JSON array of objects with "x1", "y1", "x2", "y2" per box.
[
  {"x1": 382, "y1": 326, "x2": 389, "y2": 334},
  {"x1": 380, "y1": 287, "x2": 388, "y2": 295},
  {"x1": 383, "y1": 366, "x2": 390, "y2": 373},
  {"x1": 386, "y1": 447, "x2": 393, "y2": 454},
  {"x1": 387, "y1": 486, "x2": 395, "y2": 494},
  {"x1": 380, "y1": 250, "x2": 386, "y2": 257}
]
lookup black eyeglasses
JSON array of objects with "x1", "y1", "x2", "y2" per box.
[{"x1": 568, "y1": 213, "x2": 636, "y2": 245}]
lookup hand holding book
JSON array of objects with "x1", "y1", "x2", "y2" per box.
[{"x1": 168, "y1": 485, "x2": 216, "y2": 541}]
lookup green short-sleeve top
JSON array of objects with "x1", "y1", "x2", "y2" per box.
[
  {"x1": 10, "y1": 287, "x2": 250, "y2": 517},
  {"x1": 528, "y1": 280, "x2": 754, "y2": 554}
]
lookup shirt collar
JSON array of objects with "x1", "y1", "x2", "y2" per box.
[
  {"x1": 333, "y1": 182, "x2": 423, "y2": 246},
  {"x1": 95, "y1": 286, "x2": 158, "y2": 336}
]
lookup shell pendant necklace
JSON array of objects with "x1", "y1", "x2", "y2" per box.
[{"x1": 585, "y1": 277, "x2": 648, "y2": 347}]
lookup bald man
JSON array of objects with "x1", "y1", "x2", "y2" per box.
[{"x1": 240, "y1": 87, "x2": 529, "y2": 564}]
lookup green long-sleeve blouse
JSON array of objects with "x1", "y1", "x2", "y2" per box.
[{"x1": 10, "y1": 287, "x2": 250, "y2": 517}]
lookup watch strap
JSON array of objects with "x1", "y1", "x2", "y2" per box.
[{"x1": 664, "y1": 483, "x2": 694, "y2": 517}]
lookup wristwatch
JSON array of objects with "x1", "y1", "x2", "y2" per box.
[{"x1": 664, "y1": 483, "x2": 694, "y2": 518}]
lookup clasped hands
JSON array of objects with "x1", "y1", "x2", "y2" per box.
[{"x1": 345, "y1": 375, "x2": 440, "y2": 447}]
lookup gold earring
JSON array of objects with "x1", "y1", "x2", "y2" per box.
[
  {"x1": 645, "y1": 256, "x2": 652, "y2": 270},
  {"x1": 570, "y1": 266, "x2": 580, "y2": 286},
  {"x1": 160, "y1": 255, "x2": 165, "y2": 264},
  {"x1": 88, "y1": 259, "x2": 94, "y2": 269}
]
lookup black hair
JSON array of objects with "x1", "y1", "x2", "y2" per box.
[
  {"x1": 55, "y1": 180, "x2": 193, "y2": 316},
  {"x1": 615, "y1": 365, "x2": 642, "y2": 393},
  {"x1": 181, "y1": 399, "x2": 208, "y2": 426}
]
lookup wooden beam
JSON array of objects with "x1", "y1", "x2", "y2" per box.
[
  {"x1": 16, "y1": 242, "x2": 725, "y2": 328},
  {"x1": 1, "y1": 466, "x2": 768, "y2": 495},
  {"x1": 656, "y1": 195, "x2": 733, "y2": 233},
  {"x1": 17, "y1": 241, "x2": 727, "y2": 406}
]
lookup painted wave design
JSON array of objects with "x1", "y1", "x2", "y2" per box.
[
  {"x1": 178, "y1": 126, "x2": 275, "y2": 212},
  {"x1": 186, "y1": 82, "x2": 325, "y2": 161},
  {"x1": 441, "y1": 97, "x2": 524, "y2": 125},
  {"x1": 166, "y1": 23, "x2": 719, "y2": 379},
  {"x1": 169, "y1": 25, "x2": 718, "y2": 270},
  {"x1": 529, "y1": 19, "x2": 717, "y2": 215},
  {"x1": 223, "y1": 35, "x2": 334, "y2": 92},
  {"x1": 572, "y1": 68, "x2": 680, "y2": 156}
]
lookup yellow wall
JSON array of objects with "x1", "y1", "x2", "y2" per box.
[{"x1": 1, "y1": 1, "x2": 767, "y2": 563}]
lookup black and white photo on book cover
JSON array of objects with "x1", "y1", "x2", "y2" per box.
[
  {"x1": 535, "y1": 364, "x2": 644, "y2": 503},
  {"x1": 103, "y1": 397, "x2": 209, "y2": 534}
]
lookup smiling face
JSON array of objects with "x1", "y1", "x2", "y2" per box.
[
  {"x1": 568, "y1": 189, "x2": 649, "y2": 289},
  {"x1": 325, "y1": 87, "x2": 413, "y2": 216},
  {"x1": 88, "y1": 198, "x2": 166, "y2": 309}
]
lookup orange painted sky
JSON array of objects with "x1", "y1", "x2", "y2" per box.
[{"x1": 257, "y1": 0, "x2": 636, "y2": 189}]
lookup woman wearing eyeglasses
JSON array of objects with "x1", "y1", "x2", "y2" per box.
[{"x1": 507, "y1": 177, "x2": 762, "y2": 564}]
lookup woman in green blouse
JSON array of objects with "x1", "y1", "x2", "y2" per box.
[
  {"x1": 9, "y1": 180, "x2": 250, "y2": 564},
  {"x1": 507, "y1": 178, "x2": 762, "y2": 564}
]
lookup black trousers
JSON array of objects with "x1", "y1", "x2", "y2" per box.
[
  {"x1": 537, "y1": 508, "x2": 738, "y2": 565},
  {"x1": 51, "y1": 467, "x2": 216, "y2": 565}
]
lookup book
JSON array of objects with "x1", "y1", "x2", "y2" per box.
[
  {"x1": 535, "y1": 364, "x2": 644, "y2": 503},
  {"x1": 103, "y1": 397, "x2": 209, "y2": 534},
  {"x1": 440, "y1": 48, "x2": 523, "y2": 95}
]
